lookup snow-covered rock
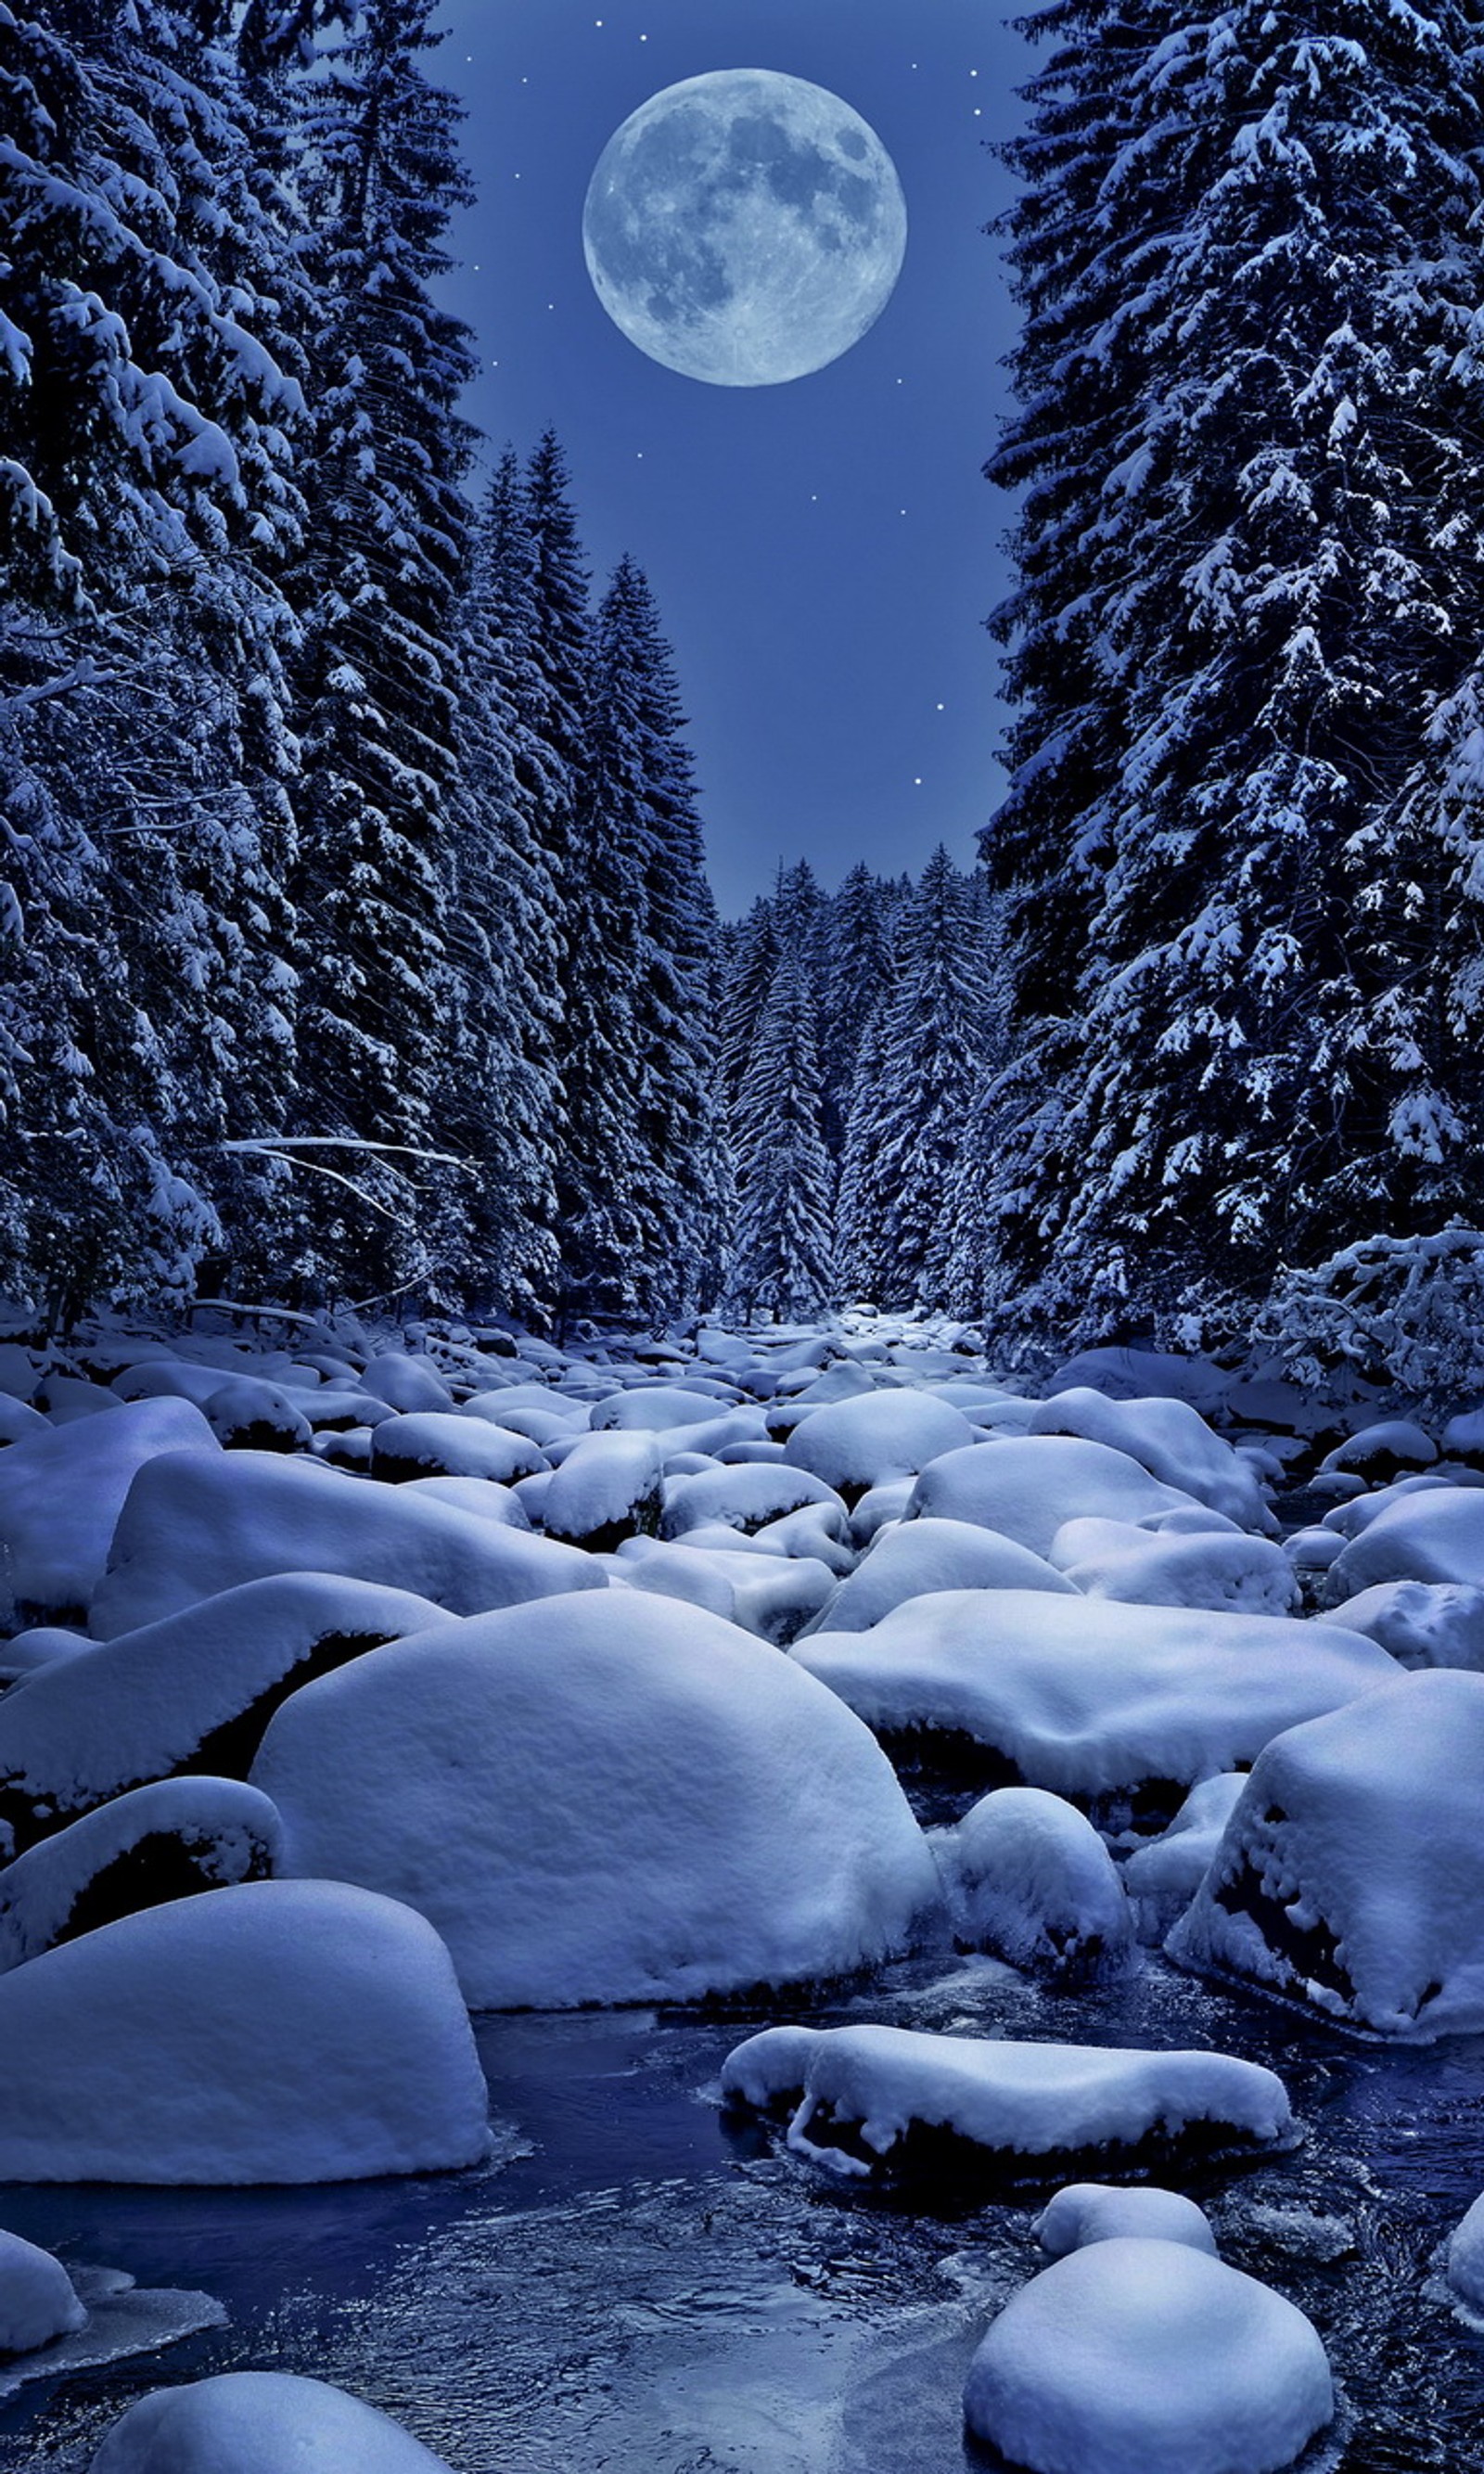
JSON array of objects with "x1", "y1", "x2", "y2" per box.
[
  {"x1": 781, "y1": 1391, "x2": 979, "y2": 1500},
  {"x1": 591, "y1": 1382, "x2": 730, "y2": 1431},
  {"x1": 88, "y1": 2371, "x2": 457, "y2": 2471},
  {"x1": 368, "y1": 1411, "x2": 544, "y2": 1484},
  {"x1": 802, "y1": 1518, "x2": 1076, "y2": 1635},
  {"x1": 932, "y1": 1788, "x2": 1132, "y2": 1975},
  {"x1": 1168, "y1": 1669, "x2": 1484, "y2": 2035},
  {"x1": 794, "y1": 1590, "x2": 1393, "y2": 1806},
  {"x1": 398, "y1": 1475, "x2": 531, "y2": 1528},
  {"x1": 0, "y1": 1398, "x2": 220, "y2": 1626},
  {"x1": 540, "y1": 1428, "x2": 664, "y2": 1549},
  {"x1": 253, "y1": 1591, "x2": 941, "y2": 2008},
  {"x1": 1048, "y1": 1517, "x2": 1299, "y2": 1617},
  {"x1": 720, "y1": 2022, "x2": 1293, "y2": 2183},
  {"x1": 200, "y1": 1378, "x2": 313, "y2": 1454},
  {"x1": 1028, "y1": 1388, "x2": 1272, "y2": 1530},
  {"x1": 0, "y1": 1573, "x2": 444, "y2": 1852},
  {"x1": 358, "y1": 1352, "x2": 454, "y2": 1413},
  {"x1": 1033, "y1": 2183, "x2": 1218, "y2": 2258},
  {"x1": 903, "y1": 1437, "x2": 1203, "y2": 1558},
  {"x1": 613, "y1": 1534, "x2": 837, "y2": 1644},
  {"x1": 0, "y1": 1776, "x2": 282, "y2": 1970},
  {"x1": 1121, "y1": 1774, "x2": 1248, "y2": 1943},
  {"x1": 0, "y1": 2228, "x2": 87, "y2": 2353},
  {"x1": 1321, "y1": 1419, "x2": 1437, "y2": 1481},
  {"x1": 0, "y1": 1879, "x2": 488, "y2": 2182},
  {"x1": 661, "y1": 1460, "x2": 847, "y2": 1541},
  {"x1": 1446, "y1": 2191, "x2": 1484, "y2": 2317},
  {"x1": 962, "y1": 2237, "x2": 1333, "y2": 2474},
  {"x1": 1317, "y1": 1578, "x2": 1484, "y2": 1670},
  {"x1": 1046, "y1": 1348, "x2": 1231, "y2": 1414},
  {"x1": 90, "y1": 1448, "x2": 603, "y2": 1638},
  {"x1": 0, "y1": 1395, "x2": 47, "y2": 1446},
  {"x1": 1323, "y1": 1486, "x2": 1484, "y2": 1600}
]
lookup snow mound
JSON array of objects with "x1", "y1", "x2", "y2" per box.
[
  {"x1": 0, "y1": 1573, "x2": 444, "y2": 1852},
  {"x1": 782, "y1": 1391, "x2": 979, "y2": 1499},
  {"x1": 931, "y1": 1787, "x2": 1132, "y2": 1976},
  {"x1": 0, "y1": 1399, "x2": 220, "y2": 1626},
  {"x1": 904, "y1": 1437, "x2": 1202, "y2": 1557},
  {"x1": 720, "y1": 2022, "x2": 1293, "y2": 2184},
  {"x1": 542, "y1": 1429, "x2": 664, "y2": 1550},
  {"x1": 0, "y1": 1878, "x2": 488, "y2": 2182},
  {"x1": 0, "y1": 1776, "x2": 282, "y2": 1970},
  {"x1": 803, "y1": 1518, "x2": 1075, "y2": 1634},
  {"x1": 1321, "y1": 1419, "x2": 1437, "y2": 1480},
  {"x1": 1033, "y1": 2183, "x2": 1218, "y2": 2258},
  {"x1": 1317, "y1": 1579, "x2": 1484, "y2": 1670},
  {"x1": 963, "y1": 2237, "x2": 1333, "y2": 2474},
  {"x1": 1046, "y1": 1349, "x2": 1232, "y2": 1414},
  {"x1": 1446, "y1": 2191, "x2": 1484, "y2": 2317},
  {"x1": 1122, "y1": 1774, "x2": 1248, "y2": 1943},
  {"x1": 660, "y1": 1460, "x2": 847, "y2": 1541},
  {"x1": 90, "y1": 1448, "x2": 603, "y2": 1637},
  {"x1": 88, "y1": 2371, "x2": 456, "y2": 2473},
  {"x1": 252, "y1": 1591, "x2": 940, "y2": 2008},
  {"x1": 1168, "y1": 1668, "x2": 1484, "y2": 2036},
  {"x1": 359, "y1": 1353, "x2": 454, "y2": 1413},
  {"x1": 0, "y1": 2228, "x2": 86, "y2": 2353},
  {"x1": 1324, "y1": 1487, "x2": 1484, "y2": 1600},
  {"x1": 368, "y1": 1411, "x2": 544, "y2": 1484},
  {"x1": 1049, "y1": 1517, "x2": 1299, "y2": 1617},
  {"x1": 591, "y1": 1383, "x2": 730, "y2": 1431},
  {"x1": 612, "y1": 1534, "x2": 836, "y2": 1644},
  {"x1": 1028, "y1": 1388, "x2": 1272, "y2": 1531},
  {"x1": 794, "y1": 1590, "x2": 1392, "y2": 1803}
]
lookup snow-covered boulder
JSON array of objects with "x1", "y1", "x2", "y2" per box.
[
  {"x1": 0, "y1": 2228, "x2": 87, "y2": 2353},
  {"x1": 200, "y1": 1378, "x2": 313, "y2": 1454},
  {"x1": 399, "y1": 1475, "x2": 531, "y2": 1528},
  {"x1": 612, "y1": 1534, "x2": 837, "y2": 1644},
  {"x1": 1121, "y1": 1774, "x2": 1248, "y2": 1944},
  {"x1": 660, "y1": 1460, "x2": 847, "y2": 1541},
  {"x1": 794, "y1": 1590, "x2": 1393, "y2": 1809},
  {"x1": 0, "y1": 1398, "x2": 220, "y2": 1626},
  {"x1": 1446, "y1": 2191, "x2": 1484, "y2": 2317},
  {"x1": 1317, "y1": 1578, "x2": 1484, "y2": 1671},
  {"x1": 1168, "y1": 1670, "x2": 1484, "y2": 2035},
  {"x1": 903, "y1": 1437, "x2": 1202, "y2": 1558},
  {"x1": 0, "y1": 1776, "x2": 282, "y2": 1971},
  {"x1": 542, "y1": 1429, "x2": 665, "y2": 1551},
  {"x1": 591, "y1": 1383, "x2": 730, "y2": 1431},
  {"x1": 1048, "y1": 1517, "x2": 1299, "y2": 1617},
  {"x1": 252, "y1": 1592, "x2": 940, "y2": 2008},
  {"x1": 1028, "y1": 1388, "x2": 1272, "y2": 1531},
  {"x1": 802, "y1": 1518, "x2": 1075, "y2": 1635},
  {"x1": 720, "y1": 2023, "x2": 1293, "y2": 2186},
  {"x1": 963, "y1": 2238, "x2": 1333, "y2": 2474},
  {"x1": 89, "y1": 1448, "x2": 603, "y2": 1638},
  {"x1": 0, "y1": 1879, "x2": 489, "y2": 2182},
  {"x1": 1033, "y1": 2183, "x2": 1218, "y2": 2258},
  {"x1": 1323, "y1": 1486, "x2": 1484, "y2": 1601},
  {"x1": 0, "y1": 1395, "x2": 47, "y2": 1446},
  {"x1": 1321, "y1": 1418, "x2": 1437, "y2": 1481},
  {"x1": 1046, "y1": 1348, "x2": 1231, "y2": 1414},
  {"x1": 88, "y1": 2372, "x2": 456, "y2": 2473},
  {"x1": 781, "y1": 1391, "x2": 979, "y2": 1502},
  {"x1": 358, "y1": 1352, "x2": 454, "y2": 1413},
  {"x1": 931, "y1": 1788, "x2": 1132, "y2": 1976},
  {"x1": 0, "y1": 1573, "x2": 444, "y2": 1852},
  {"x1": 368, "y1": 1411, "x2": 544, "y2": 1484}
]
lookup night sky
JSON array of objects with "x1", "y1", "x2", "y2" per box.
[{"x1": 431, "y1": 0, "x2": 1032, "y2": 915}]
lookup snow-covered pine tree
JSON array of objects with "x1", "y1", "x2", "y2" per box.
[
  {"x1": 726, "y1": 940, "x2": 836, "y2": 1324},
  {"x1": 522, "y1": 429, "x2": 593, "y2": 964},
  {"x1": 820, "y1": 860, "x2": 892, "y2": 1155},
  {"x1": 980, "y1": 0, "x2": 1484, "y2": 1344},
  {"x1": 285, "y1": 0, "x2": 479, "y2": 1303},
  {"x1": 716, "y1": 894, "x2": 780, "y2": 1121}
]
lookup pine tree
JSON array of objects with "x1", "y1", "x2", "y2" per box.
[
  {"x1": 726, "y1": 942, "x2": 836, "y2": 1323},
  {"x1": 716, "y1": 894, "x2": 780, "y2": 1120},
  {"x1": 821, "y1": 861, "x2": 892, "y2": 1155}
]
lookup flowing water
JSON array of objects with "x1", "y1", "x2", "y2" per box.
[{"x1": 3, "y1": 1944, "x2": 1484, "y2": 2471}]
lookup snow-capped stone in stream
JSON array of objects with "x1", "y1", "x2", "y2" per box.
[
  {"x1": 0, "y1": 1398, "x2": 220, "y2": 1627},
  {"x1": 611, "y1": 1535, "x2": 837, "y2": 1644},
  {"x1": 1317, "y1": 1579, "x2": 1484, "y2": 1670},
  {"x1": 0, "y1": 2228, "x2": 87, "y2": 2353},
  {"x1": 1048, "y1": 1517, "x2": 1299, "y2": 1617},
  {"x1": 0, "y1": 1573, "x2": 445, "y2": 1853},
  {"x1": 0, "y1": 1879, "x2": 489, "y2": 2182},
  {"x1": 251, "y1": 1591, "x2": 941, "y2": 2008},
  {"x1": 1445, "y1": 2190, "x2": 1484, "y2": 2317},
  {"x1": 1033, "y1": 2184, "x2": 1218, "y2": 2258},
  {"x1": 962, "y1": 2237, "x2": 1333, "y2": 2474},
  {"x1": 781, "y1": 1390, "x2": 979, "y2": 1501},
  {"x1": 88, "y1": 2370, "x2": 457, "y2": 2472},
  {"x1": 0, "y1": 1776, "x2": 282, "y2": 1970},
  {"x1": 1321, "y1": 1419, "x2": 1437, "y2": 1481},
  {"x1": 794, "y1": 1590, "x2": 1393, "y2": 1807},
  {"x1": 719, "y1": 2023, "x2": 1294, "y2": 2183},
  {"x1": 801, "y1": 1517, "x2": 1076, "y2": 1635},
  {"x1": 931, "y1": 1788, "x2": 1132, "y2": 1976},
  {"x1": 89, "y1": 1448, "x2": 603, "y2": 1638},
  {"x1": 1121, "y1": 1774, "x2": 1248, "y2": 1943},
  {"x1": 660, "y1": 1460, "x2": 847, "y2": 1541},
  {"x1": 1323, "y1": 1486, "x2": 1484, "y2": 1601},
  {"x1": 367, "y1": 1409, "x2": 544, "y2": 1484},
  {"x1": 1027, "y1": 1388, "x2": 1273, "y2": 1531},
  {"x1": 1168, "y1": 1669, "x2": 1484, "y2": 2035},
  {"x1": 903, "y1": 1437, "x2": 1204, "y2": 1558},
  {"x1": 541, "y1": 1429, "x2": 664, "y2": 1550}
]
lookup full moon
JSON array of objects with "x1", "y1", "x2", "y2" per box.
[{"x1": 582, "y1": 69, "x2": 908, "y2": 388}]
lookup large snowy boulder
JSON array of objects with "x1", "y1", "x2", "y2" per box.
[
  {"x1": 88, "y1": 2372, "x2": 456, "y2": 2474},
  {"x1": 0, "y1": 1880, "x2": 489, "y2": 2182},
  {"x1": 1446, "y1": 2191, "x2": 1484, "y2": 2318},
  {"x1": 660, "y1": 1460, "x2": 847, "y2": 1541},
  {"x1": 1046, "y1": 1348, "x2": 1232, "y2": 1414},
  {"x1": 1318, "y1": 1578, "x2": 1484, "y2": 1670},
  {"x1": 1048, "y1": 1517, "x2": 1299, "y2": 1618},
  {"x1": 720, "y1": 2022, "x2": 1293, "y2": 2186},
  {"x1": 903, "y1": 1437, "x2": 1203, "y2": 1557},
  {"x1": 89, "y1": 1448, "x2": 604, "y2": 1638},
  {"x1": 0, "y1": 2228, "x2": 87, "y2": 2353},
  {"x1": 1033, "y1": 2184, "x2": 1218, "y2": 2259},
  {"x1": 963, "y1": 2238, "x2": 1333, "y2": 2474},
  {"x1": 1168, "y1": 1668, "x2": 1484, "y2": 2037},
  {"x1": 0, "y1": 1776, "x2": 282, "y2": 1970},
  {"x1": 802, "y1": 1517, "x2": 1075, "y2": 1635},
  {"x1": 932, "y1": 1788, "x2": 1132, "y2": 1976},
  {"x1": 0, "y1": 1573, "x2": 445, "y2": 1853},
  {"x1": 1028, "y1": 1388, "x2": 1273, "y2": 1531},
  {"x1": 0, "y1": 1398, "x2": 220, "y2": 1627},
  {"x1": 782, "y1": 1391, "x2": 979, "y2": 1501},
  {"x1": 1324, "y1": 1486, "x2": 1484, "y2": 1601},
  {"x1": 358, "y1": 1352, "x2": 454, "y2": 1413},
  {"x1": 368, "y1": 1411, "x2": 544, "y2": 1484},
  {"x1": 252, "y1": 1592, "x2": 940, "y2": 2008},
  {"x1": 794, "y1": 1590, "x2": 1393, "y2": 1807},
  {"x1": 541, "y1": 1428, "x2": 664, "y2": 1550},
  {"x1": 591, "y1": 1383, "x2": 734, "y2": 1430},
  {"x1": 611, "y1": 1534, "x2": 837, "y2": 1645}
]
